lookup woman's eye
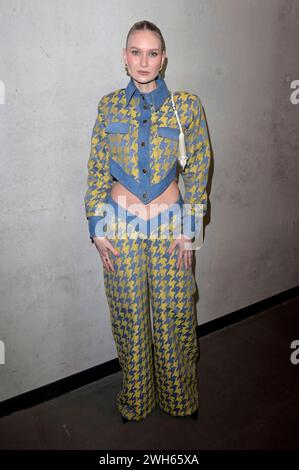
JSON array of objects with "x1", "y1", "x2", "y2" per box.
[{"x1": 131, "y1": 50, "x2": 158, "y2": 57}]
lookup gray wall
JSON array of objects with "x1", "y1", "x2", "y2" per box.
[{"x1": 0, "y1": 0, "x2": 298, "y2": 401}]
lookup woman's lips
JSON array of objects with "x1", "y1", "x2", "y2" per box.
[{"x1": 138, "y1": 71, "x2": 150, "y2": 74}]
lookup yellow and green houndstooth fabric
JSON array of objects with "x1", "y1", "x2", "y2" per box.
[{"x1": 103, "y1": 195, "x2": 199, "y2": 420}]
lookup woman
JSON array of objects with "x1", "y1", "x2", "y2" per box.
[{"x1": 84, "y1": 20, "x2": 211, "y2": 422}]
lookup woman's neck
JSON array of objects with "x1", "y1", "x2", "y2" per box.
[{"x1": 133, "y1": 77, "x2": 157, "y2": 94}]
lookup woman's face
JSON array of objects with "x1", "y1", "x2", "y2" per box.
[{"x1": 123, "y1": 30, "x2": 166, "y2": 84}]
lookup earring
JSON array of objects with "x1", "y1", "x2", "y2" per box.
[{"x1": 125, "y1": 63, "x2": 128, "y2": 73}]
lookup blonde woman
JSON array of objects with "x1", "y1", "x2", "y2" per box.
[{"x1": 84, "y1": 20, "x2": 211, "y2": 423}]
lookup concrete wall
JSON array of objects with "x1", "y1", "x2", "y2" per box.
[{"x1": 0, "y1": 0, "x2": 298, "y2": 401}]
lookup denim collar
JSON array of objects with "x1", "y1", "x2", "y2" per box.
[{"x1": 125, "y1": 74, "x2": 170, "y2": 111}]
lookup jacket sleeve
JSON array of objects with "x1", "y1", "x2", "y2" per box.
[
  {"x1": 181, "y1": 95, "x2": 211, "y2": 240},
  {"x1": 84, "y1": 97, "x2": 114, "y2": 243}
]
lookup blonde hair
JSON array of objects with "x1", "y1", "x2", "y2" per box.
[{"x1": 125, "y1": 20, "x2": 166, "y2": 53}]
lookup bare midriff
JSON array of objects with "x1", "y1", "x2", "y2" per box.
[{"x1": 110, "y1": 179, "x2": 181, "y2": 221}]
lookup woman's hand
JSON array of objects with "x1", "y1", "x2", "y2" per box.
[
  {"x1": 92, "y1": 236, "x2": 119, "y2": 273},
  {"x1": 168, "y1": 235, "x2": 194, "y2": 270}
]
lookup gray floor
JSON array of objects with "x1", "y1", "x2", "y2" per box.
[{"x1": 0, "y1": 296, "x2": 298, "y2": 450}]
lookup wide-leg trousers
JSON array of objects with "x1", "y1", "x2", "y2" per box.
[{"x1": 102, "y1": 192, "x2": 199, "y2": 421}]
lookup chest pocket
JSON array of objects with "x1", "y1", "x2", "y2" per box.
[
  {"x1": 150, "y1": 125, "x2": 180, "y2": 184},
  {"x1": 157, "y1": 125, "x2": 180, "y2": 160},
  {"x1": 105, "y1": 122, "x2": 130, "y2": 134},
  {"x1": 105, "y1": 121, "x2": 131, "y2": 166},
  {"x1": 158, "y1": 126, "x2": 180, "y2": 140}
]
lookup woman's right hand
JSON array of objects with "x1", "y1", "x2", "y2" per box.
[{"x1": 92, "y1": 236, "x2": 119, "y2": 273}]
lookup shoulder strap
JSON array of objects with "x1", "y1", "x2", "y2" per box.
[
  {"x1": 169, "y1": 91, "x2": 188, "y2": 169},
  {"x1": 170, "y1": 91, "x2": 183, "y2": 133}
]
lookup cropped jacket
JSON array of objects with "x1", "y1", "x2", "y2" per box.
[{"x1": 84, "y1": 75, "x2": 211, "y2": 241}]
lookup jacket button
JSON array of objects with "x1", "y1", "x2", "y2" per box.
[
  {"x1": 142, "y1": 168, "x2": 147, "y2": 173},
  {"x1": 143, "y1": 119, "x2": 148, "y2": 124},
  {"x1": 143, "y1": 104, "x2": 148, "y2": 109},
  {"x1": 141, "y1": 141, "x2": 145, "y2": 146},
  {"x1": 143, "y1": 192, "x2": 148, "y2": 199}
]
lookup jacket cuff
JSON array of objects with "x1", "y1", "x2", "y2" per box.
[{"x1": 88, "y1": 215, "x2": 106, "y2": 242}]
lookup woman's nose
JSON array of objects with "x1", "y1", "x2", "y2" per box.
[{"x1": 140, "y1": 53, "x2": 148, "y2": 67}]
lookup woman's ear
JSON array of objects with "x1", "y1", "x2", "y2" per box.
[{"x1": 161, "y1": 51, "x2": 167, "y2": 71}]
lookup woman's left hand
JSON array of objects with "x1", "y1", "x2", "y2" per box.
[{"x1": 168, "y1": 235, "x2": 194, "y2": 270}]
